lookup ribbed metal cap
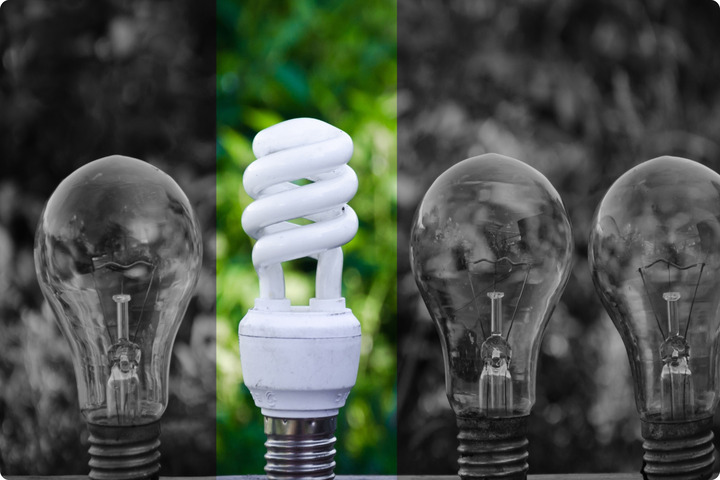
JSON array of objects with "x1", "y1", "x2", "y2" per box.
[
  {"x1": 641, "y1": 415, "x2": 715, "y2": 480},
  {"x1": 87, "y1": 420, "x2": 161, "y2": 480},
  {"x1": 456, "y1": 415, "x2": 529, "y2": 480},
  {"x1": 264, "y1": 416, "x2": 338, "y2": 480}
]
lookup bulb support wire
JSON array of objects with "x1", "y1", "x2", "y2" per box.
[
  {"x1": 638, "y1": 260, "x2": 704, "y2": 339},
  {"x1": 639, "y1": 259, "x2": 704, "y2": 422},
  {"x1": 91, "y1": 258, "x2": 156, "y2": 343},
  {"x1": 463, "y1": 257, "x2": 532, "y2": 342},
  {"x1": 113, "y1": 294, "x2": 131, "y2": 340}
]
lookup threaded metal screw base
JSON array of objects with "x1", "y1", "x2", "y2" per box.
[
  {"x1": 456, "y1": 415, "x2": 529, "y2": 480},
  {"x1": 641, "y1": 416, "x2": 716, "y2": 480},
  {"x1": 264, "y1": 416, "x2": 337, "y2": 480},
  {"x1": 87, "y1": 420, "x2": 161, "y2": 480}
]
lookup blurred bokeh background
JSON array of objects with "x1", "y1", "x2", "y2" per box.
[
  {"x1": 216, "y1": 0, "x2": 397, "y2": 474},
  {"x1": 7, "y1": 0, "x2": 718, "y2": 475},
  {"x1": 0, "y1": 0, "x2": 215, "y2": 474},
  {"x1": 398, "y1": 0, "x2": 720, "y2": 475}
]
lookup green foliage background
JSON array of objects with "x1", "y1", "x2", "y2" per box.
[{"x1": 216, "y1": 0, "x2": 397, "y2": 474}]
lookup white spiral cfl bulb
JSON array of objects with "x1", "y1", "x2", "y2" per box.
[{"x1": 238, "y1": 118, "x2": 361, "y2": 480}]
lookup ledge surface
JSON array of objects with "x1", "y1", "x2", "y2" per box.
[{"x1": 3, "y1": 475, "x2": 645, "y2": 479}]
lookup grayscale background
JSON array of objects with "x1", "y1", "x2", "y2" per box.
[{"x1": 397, "y1": 0, "x2": 720, "y2": 475}]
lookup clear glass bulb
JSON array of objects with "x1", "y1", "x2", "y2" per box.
[
  {"x1": 589, "y1": 156, "x2": 720, "y2": 423},
  {"x1": 410, "y1": 153, "x2": 573, "y2": 418},
  {"x1": 34, "y1": 155, "x2": 202, "y2": 427}
]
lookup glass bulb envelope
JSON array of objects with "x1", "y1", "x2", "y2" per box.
[
  {"x1": 34, "y1": 155, "x2": 202, "y2": 427},
  {"x1": 589, "y1": 156, "x2": 720, "y2": 423},
  {"x1": 410, "y1": 154, "x2": 573, "y2": 418}
]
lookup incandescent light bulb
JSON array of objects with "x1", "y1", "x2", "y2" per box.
[
  {"x1": 410, "y1": 153, "x2": 573, "y2": 480},
  {"x1": 589, "y1": 156, "x2": 720, "y2": 479},
  {"x1": 34, "y1": 155, "x2": 202, "y2": 480}
]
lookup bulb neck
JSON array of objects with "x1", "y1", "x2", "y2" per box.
[
  {"x1": 456, "y1": 415, "x2": 529, "y2": 480},
  {"x1": 87, "y1": 420, "x2": 161, "y2": 480},
  {"x1": 640, "y1": 415, "x2": 715, "y2": 480},
  {"x1": 264, "y1": 416, "x2": 337, "y2": 480}
]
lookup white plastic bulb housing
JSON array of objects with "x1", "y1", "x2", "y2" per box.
[
  {"x1": 34, "y1": 155, "x2": 202, "y2": 427},
  {"x1": 410, "y1": 153, "x2": 573, "y2": 419},
  {"x1": 238, "y1": 118, "x2": 361, "y2": 419}
]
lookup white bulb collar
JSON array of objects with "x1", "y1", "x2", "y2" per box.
[{"x1": 239, "y1": 305, "x2": 361, "y2": 418}]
